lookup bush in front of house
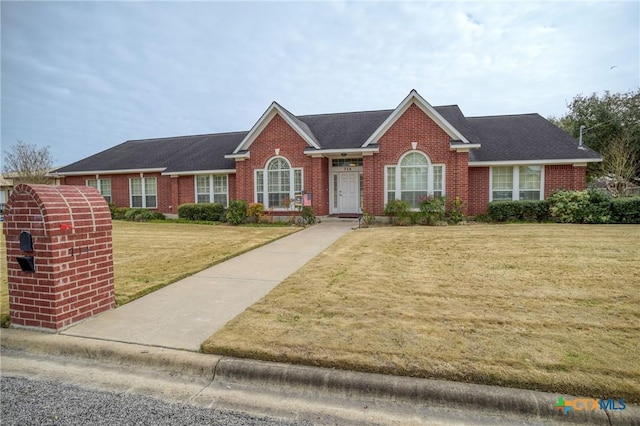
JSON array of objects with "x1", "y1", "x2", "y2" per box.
[
  {"x1": 123, "y1": 208, "x2": 165, "y2": 222},
  {"x1": 547, "y1": 189, "x2": 611, "y2": 224},
  {"x1": 447, "y1": 196, "x2": 466, "y2": 224},
  {"x1": 487, "y1": 200, "x2": 550, "y2": 223},
  {"x1": 246, "y1": 203, "x2": 265, "y2": 223},
  {"x1": 609, "y1": 197, "x2": 640, "y2": 224},
  {"x1": 226, "y1": 200, "x2": 248, "y2": 225},
  {"x1": 112, "y1": 207, "x2": 129, "y2": 220},
  {"x1": 178, "y1": 203, "x2": 225, "y2": 222},
  {"x1": 418, "y1": 196, "x2": 446, "y2": 225},
  {"x1": 383, "y1": 199, "x2": 412, "y2": 225}
]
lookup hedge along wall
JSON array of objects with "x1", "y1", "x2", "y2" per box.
[{"x1": 487, "y1": 195, "x2": 640, "y2": 224}]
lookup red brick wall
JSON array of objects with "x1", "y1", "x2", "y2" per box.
[
  {"x1": 363, "y1": 103, "x2": 470, "y2": 215},
  {"x1": 467, "y1": 164, "x2": 589, "y2": 216},
  {"x1": 3, "y1": 184, "x2": 115, "y2": 331},
  {"x1": 177, "y1": 175, "x2": 194, "y2": 208},
  {"x1": 545, "y1": 164, "x2": 588, "y2": 196},
  {"x1": 234, "y1": 113, "x2": 330, "y2": 214},
  {"x1": 468, "y1": 167, "x2": 490, "y2": 215},
  {"x1": 63, "y1": 173, "x2": 198, "y2": 214}
]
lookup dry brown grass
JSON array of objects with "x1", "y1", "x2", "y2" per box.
[
  {"x1": 1, "y1": 221, "x2": 298, "y2": 318},
  {"x1": 202, "y1": 224, "x2": 640, "y2": 402}
]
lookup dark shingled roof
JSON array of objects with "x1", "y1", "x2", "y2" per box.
[
  {"x1": 55, "y1": 132, "x2": 245, "y2": 174},
  {"x1": 466, "y1": 113, "x2": 601, "y2": 162},
  {"x1": 298, "y1": 109, "x2": 394, "y2": 149},
  {"x1": 54, "y1": 103, "x2": 600, "y2": 174}
]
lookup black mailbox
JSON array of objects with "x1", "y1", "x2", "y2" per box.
[
  {"x1": 18, "y1": 231, "x2": 35, "y2": 272},
  {"x1": 20, "y1": 231, "x2": 34, "y2": 252}
]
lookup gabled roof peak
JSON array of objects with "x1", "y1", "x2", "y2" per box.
[{"x1": 361, "y1": 90, "x2": 471, "y2": 146}]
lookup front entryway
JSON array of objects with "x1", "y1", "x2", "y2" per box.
[{"x1": 337, "y1": 172, "x2": 360, "y2": 214}]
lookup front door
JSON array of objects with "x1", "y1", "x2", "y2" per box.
[{"x1": 338, "y1": 172, "x2": 359, "y2": 214}]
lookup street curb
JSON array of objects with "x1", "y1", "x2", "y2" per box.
[
  {"x1": 1, "y1": 328, "x2": 219, "y2": 378},
  {"x1": 2, "y1": 328, "x2": 638, "y2": 425}
]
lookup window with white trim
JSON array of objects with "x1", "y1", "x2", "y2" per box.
[
  {"x1": 385, "y1": 151, "x2": 445, "y2": 209},
  {"x1": 195, "y1": 175, "x2": 228, "y2": 206},
  {"x1": 491, "y1": 166, "x2": 543, "y2": 201},
  {"x1": 130, "y1": 177, "x2": 157, "y2": 208},
  {"x1": 255, "y1": 157, "x2": 303, "y2": 209},
  {"x1": 86, "y1": 178, "x2": 112, "y2": 203}
]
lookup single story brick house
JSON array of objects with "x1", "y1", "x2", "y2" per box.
[{"x1": 53, "y1": 90, "x2": 601, "y2": 217}]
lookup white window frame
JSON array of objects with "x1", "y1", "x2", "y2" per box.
[
  {"x1": 86, "y1": 178, "x2": 112, "y2": 203},
  {"x1": 384, "y1": 151, "x2": 446, "y2": 208},
  {"x1": 254, "y1": 156, "x2": 303, "y2": 209},
  {"x1": 195, "y1": 174, "x2": 229, "y2": 207},
  {"x1": 489, "y1": 165, "x2": 545, "y2": 202},
  {"x1": 129, "y1": 177, "x2": 157, "y2": 208}
]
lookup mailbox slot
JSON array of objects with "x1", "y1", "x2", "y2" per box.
[
  {"x1": 20, "y1": 231, "x2": 34, "y2": 252},
  {"x1": 16, "y1": 256, "x2": 35, "y2": 273}
]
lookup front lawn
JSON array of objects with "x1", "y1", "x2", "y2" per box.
[
  {"x1": 0, "y1": 221, "x2": 298, "y2": 321},
  {"x1": 202, "y1": 224, "x2": 640, "y2": 402}
]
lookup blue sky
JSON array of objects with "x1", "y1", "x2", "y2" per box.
[{"x1": 1, "y1": 1, "x2": 638, "y2": 169}]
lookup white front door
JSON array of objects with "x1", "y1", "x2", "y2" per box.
[{"x1": 338, "y1": 172, "x2": 359, "y2": 214}]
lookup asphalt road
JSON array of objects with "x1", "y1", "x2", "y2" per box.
[{"x1": 1, "y1": 375, "x2": 313, "y2": 426}]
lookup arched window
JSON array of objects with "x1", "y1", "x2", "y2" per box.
[
  {"x1": 385, "y1": 151, "x2": 445, "y2": 209},
  {"x1": 400, "y1": 152, "x2": 429, "y2": 207},
  {"x1": 267, "y1": 158, "x2": 290, "y2": 208},
  {"x1": 255, "y1": 157, "x2": 303, "y2": 209}
]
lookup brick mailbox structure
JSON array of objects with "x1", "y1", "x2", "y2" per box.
[{"x1": 3, "y1": 184, "x2": 115, "y2": 331}]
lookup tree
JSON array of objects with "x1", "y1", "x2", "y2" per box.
[
  {"x1": 2, "y1": 140, "x2": 54, "y2": 184},
  {"x1": 602, "y1": 134, "x2": 639, "y2": 197},
  {"x1": 549, "y1": 89, "x2": 640, "y2": 184}
]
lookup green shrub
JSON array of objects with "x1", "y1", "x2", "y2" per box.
[
  {"x1": 226, "y1": 200, "x2": 248, "y2": 225},
  {"x1": 360, "y1": 210, "x2": 376, "y2": 228},
  {"x1": 581, "y1": 188, "x2": 611, "y2": 224},
  {"x1": 178, "y1": 203, "x2": 225, "y2": 222},
  {"x1": 300, "y1": 206, "x2": 316, "y2": 226},
  {"x1": 123, "y1": 208, "x2": 165, "y2": 222},
  {"x1": 447, "y1": 197, "x2": 466, "y2": 224},
  {"x1": 112, "y1": 207, "x2": 129, "y2": 220},
  {"x1": 247, "y1": 203, "x2": 265, "y2": 223},
  {"x1": 418, "y1": 196, "x2": 446, "y2": 225},
  {"x1": 488, "y1": 200, "x2": 550, "y2": 222},
  {"x1": 547, "y1": 189, "x2": 611, "y2": 224},
  {"x1": 609, "y1": 197, "x2": 640, "y2": 223},
  {"x1": 384, "y1": 199, "x2": 411, "y2": 225}
]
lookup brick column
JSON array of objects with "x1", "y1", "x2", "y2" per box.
[{"x1": 3, "y1": 184, "x2": 115, "y2": 331}]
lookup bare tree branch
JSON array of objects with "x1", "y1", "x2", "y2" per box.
[{"x1": 2, "y1": 140, "x2": 54, "y2": 184}]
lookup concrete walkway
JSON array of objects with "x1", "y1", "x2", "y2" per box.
[{"x1": 62, "y1": 220, "x2": 356, "y2": 351}]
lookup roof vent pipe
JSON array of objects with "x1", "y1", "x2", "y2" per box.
[{"x1": 578, "y1": 125, "x2": 586, "y2": 150}]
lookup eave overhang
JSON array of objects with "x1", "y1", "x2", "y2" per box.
[
  {"x1": 50, "y1": 168, "x2": 166, "y2": 177},
  {"x1": 469, "y1": 158, "x2": 603, "y2": 167},
  {"x1": 303, "y1": 147, "x2": 380, "y2": 157},
  {"x1": 162, "y1": 169, "x2": 236, "y2": 176}
]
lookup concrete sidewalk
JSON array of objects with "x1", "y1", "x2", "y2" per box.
[{"x1": 62, "y1": 220, "x2": 356, "y2": 351}]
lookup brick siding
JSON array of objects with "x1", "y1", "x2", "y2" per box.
[{"x1": 58, "y1": 108, "x2": 590, "y2": 218}]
